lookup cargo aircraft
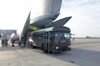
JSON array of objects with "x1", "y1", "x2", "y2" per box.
[{"x1": 10, "y1": 0, "x2": 72, "y2": 49}]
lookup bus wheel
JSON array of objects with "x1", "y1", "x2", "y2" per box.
[
  {"x1": 41, "y1": 44, "x2": 44, "y2": 51},
  {"x1": 42, "y1": 45, "x2": 48, "y2": 53},
  {"x1": 33, "y1": 46, "x2": 36, "y2": 48},
  {"x1": 31, "y1": 44, "x2": 36, "y2": 49}
]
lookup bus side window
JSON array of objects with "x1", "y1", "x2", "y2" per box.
[
  {"x1": 38, "y1": 33, "x2": 43, "y2": 38},
  {"x1": 41, "y1": 34, "x2": 43, "y2": 38},
  {"x1": 35, "y1": 34, "x2": 38, "y2": 38},
  {"x1": 39, "y1": 34, "x2": 41, "y2": 38}
]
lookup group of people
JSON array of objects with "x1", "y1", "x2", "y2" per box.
[
  {"x1": 1, "y1": 38, "x2": 8, "y2": 47},
  {"x1": 1, "y1": 37, "x2": 26, "y2": 47}
]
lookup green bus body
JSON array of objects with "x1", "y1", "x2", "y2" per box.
[{"x1": 29, "y1": 26, "x2": 71, "y2": 53}]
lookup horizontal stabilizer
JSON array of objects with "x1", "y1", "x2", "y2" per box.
[{"x1": 46, "y1": 16, "x2": 72, "y2": 28}]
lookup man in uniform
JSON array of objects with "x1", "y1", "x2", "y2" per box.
[
  {"x1": 11, "y1": 38, "x2": 15, "y2": 47},
  {"x1": 1, "y1": 38, "x2": 5, "y2": 47}
]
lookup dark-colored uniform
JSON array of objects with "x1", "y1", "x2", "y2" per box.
[
  {"x1": 23, "y1": 33, "x2": 27, "y2": 47},
  {"x1": 5, "y1": 38, "x2": 8, "y2": 47},
  {"x1": 1, "y1": 39, "x2": 5, "y2": 47},
  {"x1": 11, "y1": 38, "x2": 15, "y2": 47},
  {"x1": 22, "y1": 37, "x2": 26, "y2": 47}
]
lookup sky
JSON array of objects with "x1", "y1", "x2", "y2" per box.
[{"x1": 0, "y1": 0, "x2": 100, "y2": 37}]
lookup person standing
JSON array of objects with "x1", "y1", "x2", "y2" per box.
[
  {"x1": 11, "y1": 38, "x2": 15, "y2": 47},
  {"x1": 1, "y1": 38, "x2": 5, "y2": 47},
  {"x1": 23, "y1": 37, "x2": 26, "y2": 47},
  {"x1": 5, "y1": 38, "x2": 8, "y2": 47},
  {"x1": 23, "y1": 32, "x2": 27, "y2": 47}
]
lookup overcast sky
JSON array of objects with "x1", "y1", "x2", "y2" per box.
[{"x1": 0, "y1": 0, "x2": 100, "y2": 37}]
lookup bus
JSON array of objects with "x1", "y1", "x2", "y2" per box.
[{"x1": 28, "y1": 26, "x2": 71, "y2": 53}]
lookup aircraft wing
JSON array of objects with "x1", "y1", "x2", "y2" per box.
[{"x1": 30, "y1": 14, "x2": 59, "y2": 28}]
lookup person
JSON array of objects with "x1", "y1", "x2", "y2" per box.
[
  {"x1": 20, "y1": 37, "x2": 26, "y2": 48},
  {"x1": 23, "y1": 33, "x2": 27, "y2": 47},
  {"x1": 1, "y1": 38, "x2": 5, "y2": 47},
  {"x1": 72, "y1": 38, "x2": 74, "y2": 42},
  {"x1": 11, "y1": 38, "x2": 15, "y2": 47},
  {"x1": 5, "y1": 38, "x2": 8, "y2": 47},
  {"x1": 23, "y1": 37, "x2": 26, "y2": 47}
]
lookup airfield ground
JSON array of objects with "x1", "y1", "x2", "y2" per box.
[{"x1": 0, "y1": 39, "x2": 100, "y2": 66}]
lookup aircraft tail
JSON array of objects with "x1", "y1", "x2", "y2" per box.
[{"x1": 37, "y1": 0, "x2": 62, "y2": 16}]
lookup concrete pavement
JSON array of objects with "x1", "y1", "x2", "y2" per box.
[{"x1": 0, "y1": 39, "x2": 100, "y2": 66}]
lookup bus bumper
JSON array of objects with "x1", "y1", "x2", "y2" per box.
[
  {"x1": 67, "y1": 47, "x2": 71, "y2": 51},
  {"x1": 53, "y1": 46, "x2": 71, "y2": 53}
]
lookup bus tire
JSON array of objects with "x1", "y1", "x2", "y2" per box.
[
  {"x1": 31, "y1": 44, "x2": 36, "y2": 49},
  {"x1": 41, "y1": 44, "x2": 44, "y2": 51},
  {"x1": 42, "y1": 45, "x2": 48, "y2": 53}
]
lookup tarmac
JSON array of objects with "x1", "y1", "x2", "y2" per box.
[{"x1": 0, "y1": 39, "x2": 100, "y2": 66}]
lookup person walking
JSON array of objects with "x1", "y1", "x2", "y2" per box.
[{"x1": 1, "y1": 38, "x2": 5, "y2": 47}]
